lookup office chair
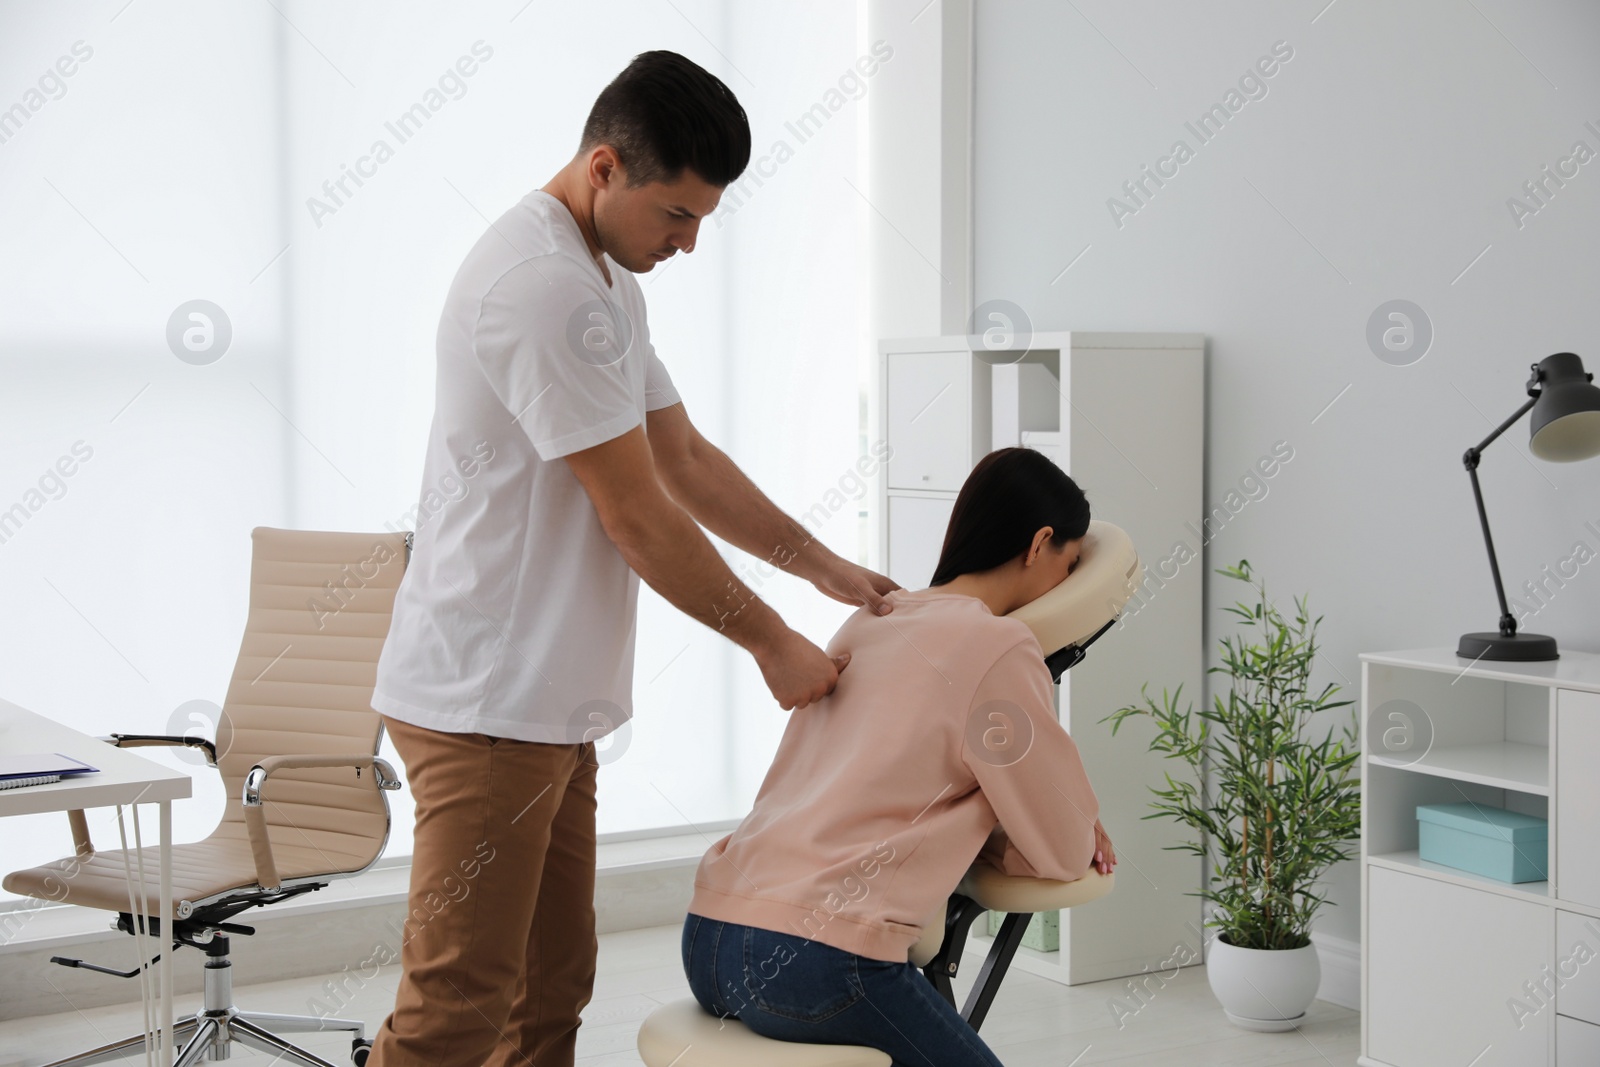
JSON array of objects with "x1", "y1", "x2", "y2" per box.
[
  {"x1": 637, "y1": 520, "x2": 1138, "y2": 1066},
  {"x1": 4, "y1": 527, "x2": 411, "y2": 1067}
]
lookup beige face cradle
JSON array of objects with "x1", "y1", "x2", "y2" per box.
[
  {"x1": 1008, "y1": 519, "x2": 1144, "y2": 680},
  {"x1": 638, "y1": 523, "x2": 1142, "y2": 1067}
]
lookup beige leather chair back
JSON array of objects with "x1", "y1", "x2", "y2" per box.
[{"x1": 212, "y1": 527, "x2": 409, "y2": 876}]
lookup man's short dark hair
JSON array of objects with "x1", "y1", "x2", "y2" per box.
[{"x1": 580, "y1": 50, "x2": 750, "y2": 188}]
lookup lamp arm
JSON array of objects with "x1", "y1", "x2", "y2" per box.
[
  {"x1": 1464, "y1": 463, "x2": 1517, "y2": 636},
  {"x1": 1462, "y1": 395, "x2": 1538, "y2": 638},
  {"x1": 1467, "y1": 395, "x2": 1538, "y2": 456}
]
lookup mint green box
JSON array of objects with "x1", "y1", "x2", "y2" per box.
[
  {"x1": 986, "y1": 909, "x2": 1058, "y2": 951},
  {"x1": 1417, "y1": 802, "x2": 1548, "y2": 884}
]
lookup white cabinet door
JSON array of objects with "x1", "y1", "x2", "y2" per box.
[
  {"x1": 886, "y1": 494, "x2": 954, "y2": 590},
  {"x1": 886, "y1": 350, "x2": 971, "y2": 491},
  {"x1": 1561, "y1": 694, "x2": 1600, "y2": 908},
  {"x1": 1368, "y1": 866, "x2": 1549, "y2": 1065},
  {"x1": 1558, "y1": 1015, "x2": 1600, "y2": 1063},
  {"x1": 1556, "y1": 910, "x2": 1600, "y2": 1026},
  {"x1": 1560, "y1": 690, "x2": 1600, "y2": 909}
]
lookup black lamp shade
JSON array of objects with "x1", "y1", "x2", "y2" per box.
[{"x1": 1530, "y1": 352, "x2": 1600, "y2": 461}]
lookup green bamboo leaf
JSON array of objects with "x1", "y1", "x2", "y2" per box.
[{"x1": 1124, "y1": 564, "x2": 1359, "y2": 948}]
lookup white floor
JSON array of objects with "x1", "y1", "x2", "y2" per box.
[{"x1": 0, "y1": 923, "x2": 1359, "y2": 1066}]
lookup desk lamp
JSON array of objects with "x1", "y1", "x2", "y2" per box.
[{"x1": 1459, "y1": 352, "x2": 1600, "y2": 661}]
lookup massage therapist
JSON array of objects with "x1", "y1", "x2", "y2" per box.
[{"x1": 363, "y1": 50, "x2": 899, "y2": 1067}]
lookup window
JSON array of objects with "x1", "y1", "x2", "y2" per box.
[{"x1": 0, "y1": 1, "x2": 863, "y2": 896}]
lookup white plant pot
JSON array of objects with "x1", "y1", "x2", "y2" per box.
[{"x1": 1205, "y1": 936, "x2": 1320, "y2": 1032}]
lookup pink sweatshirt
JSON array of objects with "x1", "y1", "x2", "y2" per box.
[{"x1": 688, "y1": 587, "x2": 1101, "y2": 963}]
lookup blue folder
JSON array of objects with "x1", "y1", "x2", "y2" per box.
[{"x1": 0, "y1": 753, "x2": 99, "y2": 780}]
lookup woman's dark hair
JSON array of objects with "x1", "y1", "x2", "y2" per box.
[
  {"x1": 580, "y1": 51, "x2": 751, "y2": 188},
  {"x1": 928, "y1": 448, "x2": 1090, "y2": 586}
]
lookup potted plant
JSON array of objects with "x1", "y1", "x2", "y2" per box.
[{"x1": 1104, "y1": 560, "x2": 1360, "y2": 1031}]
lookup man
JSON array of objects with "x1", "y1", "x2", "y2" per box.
[{"x1": 367, "y1": 50, "x2": 899, "y2": 1067}]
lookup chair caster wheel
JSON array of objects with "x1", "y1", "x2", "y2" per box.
[{"x1": 352, "y1": 1038, "x2": 373, "y2": 1066}]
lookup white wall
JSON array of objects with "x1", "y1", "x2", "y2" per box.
[{"x1": 972, "y1": 0, "x2": 1600, "y2": 946}]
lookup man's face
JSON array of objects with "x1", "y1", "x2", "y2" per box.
[{"x1": 591, "y1": 154, "x2": 723, "y2": 274}]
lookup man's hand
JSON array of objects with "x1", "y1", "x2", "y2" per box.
[
  {"x1": 1092, "y1": 818, "x2": 1117, "y2": 875},
  {"x1": 644, "y1": 404, "x2": 901, "y2": 617},
  {"x1": 808, "y1": 557, "x2": 900, "y2": 616},
  {"x1": 753, "y1": 628, "x2": 851, "y2": 711}
]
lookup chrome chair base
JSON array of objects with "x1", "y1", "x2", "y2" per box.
[
  {"x1": 41, "y1": 934, "x2": 365, "y2": 1067},
  {"x1": 42, "y1": 1009, "x2": 367, "y2": 1067}
]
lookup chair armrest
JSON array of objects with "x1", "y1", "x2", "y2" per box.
[
  {"x1": 66, "y1": 809, "x2": 93, "y2": 858},
  {"x1": 956, "y1": 862, "x2": 1114, "y2": 913},
  {"x1": 61, "y1": 733, "x2": 220, "y2": 856},
  {"x1": 242, "y1": 753, "x2": 402, "y2": 800},
  {"x1": 108, "y1": 732, "x2": 218, "y2": 767},
  {"x1": 240, "y1": 753, "x2": 400, "y2": 890}
]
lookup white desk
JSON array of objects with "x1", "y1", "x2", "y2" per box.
[{"x1": 1, "y1": 697, "x2": 191, "y2": 1067}]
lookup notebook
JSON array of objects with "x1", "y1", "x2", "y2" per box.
[
  {"x1": 0, "y1": 753, "x2": 99, "y2": 781},
  {"x1": 0, "y1": 774, "x2": 62, "y2": 790}
]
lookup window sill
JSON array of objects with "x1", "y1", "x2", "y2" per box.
[{"x1": 0, "y1": 827, "x2": 717, "y2": 954}]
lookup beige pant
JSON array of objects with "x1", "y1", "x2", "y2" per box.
[{"x1": 370, "y1": 715, "x2": 599, "y2": 1067}]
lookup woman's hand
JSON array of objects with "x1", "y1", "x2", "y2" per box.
[{"x1": 1092, "y1": 818, "x2": 1117, "y2": 875}]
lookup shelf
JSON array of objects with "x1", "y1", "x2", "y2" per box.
[
  {"x1": 1368, "y1": 850, "x2": 1550, "y2": 904},
  {"x1": 1359, "y1": 647, "x2": 1600, "y2": 693},
  {"x1": 880, "y1": 331, "x2": 1206, "y2": 985},
  {"x1": 1368, "y1": 741, "x2": 1548, "y2": 795},
  {"x1": 1359, "y1": 650, "x2": 1577, "y2": 1062}
]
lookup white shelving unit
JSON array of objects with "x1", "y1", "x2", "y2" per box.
[
  {"x1": 1368, "y1": 740, "x2": 1550, "y2": 794},
  {"x1": 1360, "y1": 647, "x2": 1600, "y2": 1066},
  {"x1": 876, "y1": 331, "x2": 1205, "y2": 985}
]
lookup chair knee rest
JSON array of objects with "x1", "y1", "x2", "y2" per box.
[{"x1": 957, "y1": 867, "x2": 1114, "y2": 913}]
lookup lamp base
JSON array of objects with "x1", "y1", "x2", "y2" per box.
[{"x1": 1457, "y1": 631, "x2": 1560, "y2": 661}]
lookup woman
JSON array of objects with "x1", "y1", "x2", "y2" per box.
[{"x1": 681, "y1": 447, "x2": 1117, "y2": 1067}]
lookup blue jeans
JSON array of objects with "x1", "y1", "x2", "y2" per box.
[{"x1": 681, "y1": 912, "x2": 1005, "y2": 1067}]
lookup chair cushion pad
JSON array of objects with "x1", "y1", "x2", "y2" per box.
[
  {"x1": 637, "y1": 998, "x2": 891, "y2": 1067},
  {"x1": 2, "y1": 826, "x2": 372, "y2": 915}
]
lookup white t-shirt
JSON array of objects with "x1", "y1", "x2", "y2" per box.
[{"x1": 371, "y1": 189, "x2": 682, "y2": 743}]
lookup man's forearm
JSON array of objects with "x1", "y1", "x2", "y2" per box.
[
  {"x1": 663, "y1": 441, "x2": 836, "y2": 581},
  {"x1": 605, "y1": 491, "x2": 787, "y2": 654}
]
